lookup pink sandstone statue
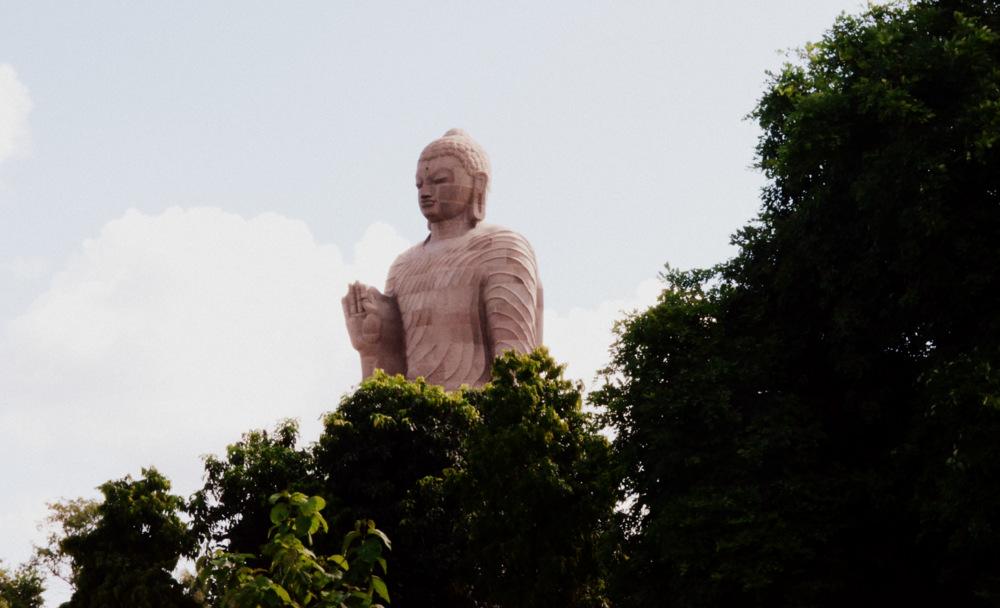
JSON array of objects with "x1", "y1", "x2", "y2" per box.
[{"x1": 342, "y1": 129, "x2": 543, "y2": 390}]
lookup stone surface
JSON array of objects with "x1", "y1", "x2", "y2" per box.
[{"x1": 342, "y1": 129, "x2": 543, "y2": 389}]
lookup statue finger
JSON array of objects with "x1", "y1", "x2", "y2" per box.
[
  {"x1": 366, "y1": 287, "x2": 382, "y2": 308},
  {"x1": 346, "y1": 284, "x2": 360, "y2": 315},
  {"x1": 353, "y1": 282, "x2": 363, "y2": 314}
]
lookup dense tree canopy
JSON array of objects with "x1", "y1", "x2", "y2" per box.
[
  {"x1": 184, "y1": 350, "x2": 613, "y2": 606},
  {"x1": 0, "y1": 561, "x2": 44, "y2": 608},
  {"x1": 595, "y1": 1, "x2": 1000, "y2": 605},
  {"x1": 314, "y1": 372, "x2": 478, "y2": 606},
  {"x1": 58, "y1": 469, "x2": 195, "y2": 608},
  {"x1": 456, "y1": 350, "x2": 615, "y2": 607},
  {"x1": 190, "y1": 419, "x2": 316, "y2": 555}
]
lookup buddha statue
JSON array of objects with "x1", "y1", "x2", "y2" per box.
[{"x1": 342, "y1": 129, "x2": 543, "y2": 390}]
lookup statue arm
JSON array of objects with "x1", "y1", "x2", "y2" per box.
[
  {"x1": 372, "y1": 279, "x2": 407, "y2": 377},
  {"x1": 361, "y1": 297, "x2": 406, "y2": 378},
  {"x1": 481, "y1": 232, "x2": 543, "y2": 358}
]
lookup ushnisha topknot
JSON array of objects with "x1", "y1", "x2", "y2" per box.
[{"x1": 419, "y1": 128, "x2": 491, "y2": 182}]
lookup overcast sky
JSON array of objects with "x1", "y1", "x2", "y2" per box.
[{"x1": 0, "y1": 2, "x2": 867, "y2": 604}]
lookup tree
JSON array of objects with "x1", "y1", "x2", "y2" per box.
[
  {"x1": 314, "y1": 372, "x2": 478, "y2": 606},
  {"x1": 190, "y1": 419, "x2": 316, "y2": 555},
  {"x1": 35, "y1": 498, "x2": 100, "y2": 586},
  {"x1": 0, "y1": 561, "x2": 44, "y2": 608},
  {"x1": 191, "y1": 351, "x2": 614, "y2": 606},
  {"x1": 456, "y1": 349, "x2": 616, "y2": 607},
  {"x1": 595, "y1": 1, "x2": 1000, "y2": 605},
  {"x1": 57, "y1": 468, "x2": 196, "y2": 608},
  {"x1": 196, "y1": 492, "x2": 391, "y2": 608}
]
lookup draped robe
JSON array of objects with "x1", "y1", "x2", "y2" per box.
[{"x1": 384, "y1": 223, "x2": 543, "y2": 389}]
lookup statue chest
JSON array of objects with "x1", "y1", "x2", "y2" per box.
[
  {"x1": 387, "y1": 247, "x2": 492, "y2": 385},
  {"x1": 391, "y1": 252, "x2": 486, "y2": 339}
]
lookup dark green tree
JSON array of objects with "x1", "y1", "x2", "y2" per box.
[
  {"x1": 0, "y1": 561, "x2": 44, "y2": 608},
  {"x1": 58, "y1": 468, "x2": 196, "y2": 608},
  {"x1": 456, "y1": 349, "x2": 615, "y2": 607},
  {"x1": 595, "y1": 1, "x2": 1000, "y2": 605},
  {"x1": 190, "y1": 419, "x2": 316, "y2": 555},
  {"x1": 190, "y1": 352, "x2": 614, "y2": 606},
  {"x1": 314, "y1": 372, "x2": 478, "y2": 606}
]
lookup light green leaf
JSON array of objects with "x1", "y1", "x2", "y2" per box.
[
  {"x1": 372, "y1": 575, "x2": 390, "y2": 602},
  {"x1": 270, "y1": 503, "x2": 290, "y2": 525},
  {"x1": 269, "y1": 581, "x2": 292, "y2": 603}
]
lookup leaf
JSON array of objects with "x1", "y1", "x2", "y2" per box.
[
  {"x1": 342, "y1": 530, "x2": 361, "y2": 555},
  {"x1": 268, "y1": 581, "x2": 292, "y2": 603},
  {"x1": 270, "y1": 502, "x2": 290, "y2": 525},
  {"x1": 301, "y1": 495, "x2": 326, "y2": 516},
  {"x1": 329, "y1": 554, "x2": 349, "y2": 571},
  {"x1": 295, "y1": 515, "x2": 312, "y2": 537},
  {"x1": 372, "y1": 575, "x2": 391, "y2": 603},
  {"x1": 369, "y1": 527, "x2": 392, "y2": 551}
]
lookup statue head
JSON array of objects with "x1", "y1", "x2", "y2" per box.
[{"x1": 416, "y1": 129, "x2": 491, "y2": 226}]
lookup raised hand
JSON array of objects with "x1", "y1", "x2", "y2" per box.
[
  {"x1": 342, "y1": 282, "x2": 379, "y2": 351},
  {"x1": 341, "y1": 282, "x2": 405, "y2": 378}
]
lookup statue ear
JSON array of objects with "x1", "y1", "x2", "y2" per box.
[{"x1": 469, "y1": 172, "x2": 488, "y2": 223}]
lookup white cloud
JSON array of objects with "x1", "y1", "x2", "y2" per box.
[
  {"x1": 0, "y1": 64, "x2": 32, "y2": 163},
  {"x1": 0, "y1": 209, "x2": 409, "y2": 553},
  {"x1": 0, "y1": 208, "x2": 656, "y2": 602}
]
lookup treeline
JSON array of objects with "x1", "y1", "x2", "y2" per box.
[
  {"x1": 32, "y1": 351, "x2": 612, "y2": 608},
  {"x1": 7, "y1": 1, "x2": 1000, "y2": 606}
]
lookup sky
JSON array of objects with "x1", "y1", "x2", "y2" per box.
[{"x1": 0, "y1": 2, "x2": 868, "y2": 604}]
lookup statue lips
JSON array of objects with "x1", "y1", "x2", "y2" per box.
[{"x1": 419, "y1": 200, "x2": 437, "y2": 217}]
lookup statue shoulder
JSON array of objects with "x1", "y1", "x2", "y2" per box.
[
  {"x1": 469, "y1": 225, "x2": 541, "y2": 290},
  {"x1": 385, "y1": 239, "x2": 427, "y2": 294},
  {"x1": 390, "y1": 240, "x2": 426, "y2": 266},
  {"x1": 468, "y1": 224, "x2": 537, "y2": 256}
]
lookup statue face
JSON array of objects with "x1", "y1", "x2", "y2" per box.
[{"x1": 415, "y1": 155, "x2": 476, "y2": 223}]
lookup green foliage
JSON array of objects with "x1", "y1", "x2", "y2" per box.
[
  {"x1": 196, "y1": 492, "x2": 390, "y2": 608},
  {"x1": 193, "y1": 351, "x2": 614, "y2": 606},
  {"x1": 190, "y1": 419, "x2": 316, "y2": 555},
  {"x1": 456, "y1": 349, "x2": 616, "y2": 607},
  {"x1": 35, "y1": 497, "x2": 100, "y2": 585},
  {"x1": 596, "y1": 1, "x2": 1000, "y2": 605},
  {"x1": 314, "y1": 372, "x2": 477, "y2": 606},
  {"x1": 56, "y1": 468, "x2": 196, "y2": 608},
  {"x1": 0, "y1": 561, "x2": 44, "y2": 608},
  {"x1": 595, "y1": 271, "x2": 830, "y2": 606}
]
